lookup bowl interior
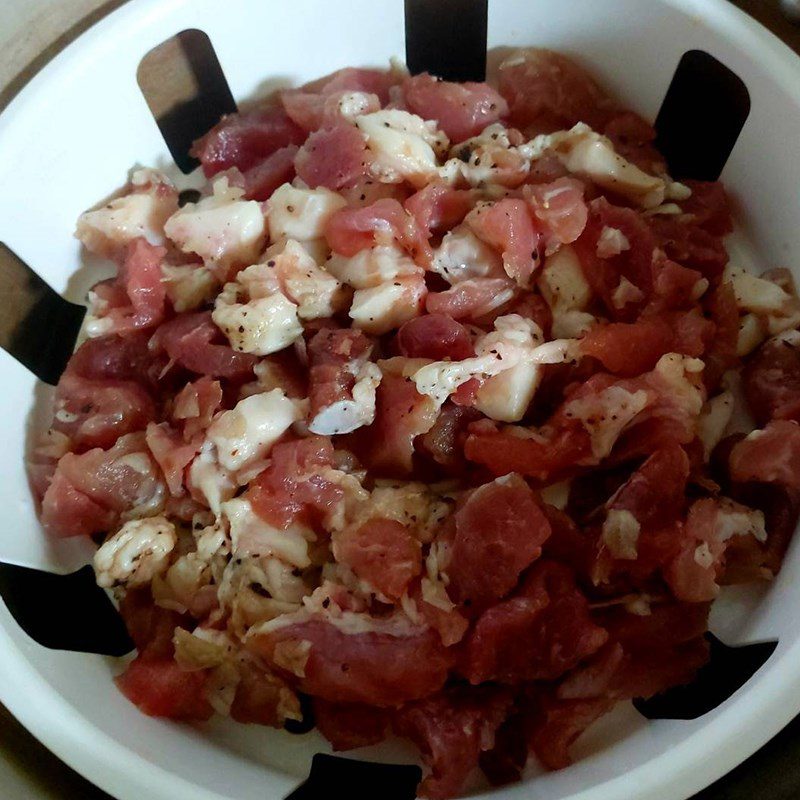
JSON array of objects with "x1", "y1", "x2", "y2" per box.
[{"x1": 1, "y1": 1, "x2": 800, "y2": 799}]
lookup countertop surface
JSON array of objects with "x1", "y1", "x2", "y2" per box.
[{"x1": 0, "y1": 1, "x2": 799, "y2": 799}]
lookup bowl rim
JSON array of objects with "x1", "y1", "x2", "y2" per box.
[{"x1": 2, "y1": 1, "x2": 800, "y2": 799}]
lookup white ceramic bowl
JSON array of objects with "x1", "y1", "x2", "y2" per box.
[{"x1": 1, "y1": 1, "x2": 800, "y2": 798}]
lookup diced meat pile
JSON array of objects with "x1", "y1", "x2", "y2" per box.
[{"x1": 29, "y1": 50, "x2": 800, "y2": 799}]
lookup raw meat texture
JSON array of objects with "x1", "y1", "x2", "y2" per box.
[
  {"x1": 41, "y1": 433, "x2": 165, "y2": 537},
  {"x1": 572, "y1": 198, "x2": 656, "y2": 318},
  {"x1": 728, "y1": 421, "x2": 800, "y2": 492},
  {"x1": 743, "y1": 337, "x2": 800, "y2": 425},
  {"x1": 528, "y1": 602, "x2": 710, "y2": 770},
  {"x1": 307, "y1": 327, "x2": 375, "y2": 430},
  {"x1": 523, "y1": 178, "x2": 588, "y2": 250},
  {"x1": 704, "y1": 282, "x2": 740, "y2": 389},
  {"x1": 283, "y1": 89, "x2": 381, "y2": 132},
  {"x1": 34, "y1": 52, "x2": 800, "y2": 800},
  {"x1": 479, "y1": 714, "x2": 529, "y2": 787},
  {"x1": 316, "y1": 67, "x2": 397, "y2": 100},
  {"x1": 242, "y1": 144, "x2": 299, "y2": 201},
  {"x1": 651, "y1": 258, "x2": 707, "y2": 311},
  {"x1": 248, "y1": 617, "x2": 452, "y2": 707},
  {"x1": 498, "y1": 48, "x2": 617, "y2": 134},
  {"x1": 172, "y1": 376, "x2": 223, "y2": 439},
  {"x1": 145, "y1": 423, "x2": 200, "y2": 496},
  {"x1": 461, "y1": 560, "x2": 607, "y2": 683},
  {"x1": 326, "y1": 198, "x2": 432, "y2": 265},
  {"x1": 404, "y1": 182, "x2": 478, "y2": 238},
  {"x1": 228, "y1": 660, "x2": 299, "y2": 727},
  {"x1": 403, "y1": 73, "x2": 509, "y2": 143},
  {"x1": 396, "y1": 314, "x2": 474, "y2": 361},
  {"x1": 314, "y1": 699, "x2": 389, "y2": 750},
  {"x1": 66, "y1": 331, "x2": 164, "y2": 388},
  {"x1": 150, "y1": 311, "x2": 258, "y2": 380},
  {"x1": 663, "y1": 499, "x2": 727, "y2": 602},
  {"x1": 247, "y1": 436, "x2": 343, "y2": 530},
  {"x1": 418, "y1": 403, "x2": 483, "y2": 475},
  {"x1": 394, "y1": 686, "x2": 513, "y2": 798},
  {"x1": 580, "y1": 310, "x2": 713, "y2": 377},
  {"x1": 681, "y1": 180, "x2": 734, "y2": 237},
  {"x1": 649, "y1": 184, "x2": 731, "y2": 280},
  {"x1": 90, "y1": 238, "x2": 167, "y2": 334},
  {"x1": 355, "y1": 373, "x2": 439, "y2": 477},
  {"x1": 335, "y1": 518, "x2": 422, "y2": 600},
  {"x1": 116, "y1": 591, "x2": 213, "y2": 720},
  {"x1": 466, "y1": 355, "x2": 703, "y2": 480},
  {"x1": 426, "y1": 277, "x2": 517, "y2": 321},
  {"x1": 466, "y1": 199, "x2": 541, "y2": 288},
  {"x1": 52, "y1": 373, "x2": 155, "y2": 452},
  {"x1": 528, "y1": 694, "x2": 615, "y2": 770},
  {"x1": 279, "y1": 67, "x2": 392, "y2": 132},
  {"x1": 295, "y1": 125, "x2": 370, "y2": 190},
  {"x1": 409, "y1": 581, "x2": 470, "y2": 648},
  {"x1": 592, "y1": 601, "x2": 711, "y2": 701},
  {"x1": 606, "y1": 444, "x2": 690, "y2": 528},
  {"x1": 447, "y1": 475, "x2": 552, "y2": 607},
  {"x1": 191, "y1": 106, "x2": 305, "y2": 176},
  {"x1": 116, "y1": 657, "x2": 213, "y2": 721},
  {"x1": 465, "y1": 418, "x2": 593, "y2": 484},
  {"x1": 724, "y1": 481, "x2": 800, "y2": 580}
]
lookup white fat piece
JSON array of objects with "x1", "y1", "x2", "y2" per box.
[
  {"x1": 354, "y1": 482, "x2": 451, "y2": 543},
  {"x1": 326, "y1": 245, "x2": 423, "y2": 289},
  {"x1": 271, "y1": 239, "x2": 348, "y2": 320},
  {"x1": 714, "y1": 498, "x2": 767, "y2": 544},
  {"x1": 539, "y1": 246, "x2": 592, "y2": 312},
  {"x1": 432, "y1": 226, "x2": 505, "y2": 284},
  {"x1": 207, "y1": 389, "x2": 301, "y2": 472},
  {"x1": 724, "y1": 265, "x2": 797, "y2": 317},
  {"x1": 349, "y1": 276, "x2": 426, "y2": 335},
  {"x1": 653, "y1": 353, "x2": 706, "y2": 418},
  {"x1": 356, "y1": 109, "x2": 449, "y2": 187},
  {"x1": 188, "y1": 443, "x2": 237, "y2": 514},
  {"x1": 697, "y1": 392, "x2": 734, "y2": 460},
  {"x1": 266, "y1": 183, "x2": 347, "y2": 242},
  {"x1": 222, "y1": 498, "x2": 312, "y2": 568},
  {"x1": 76, "y1": 169, "x2": 178, "y2": 257},
  {"x1": 164, "y1": 176, "x2": 266, "y2": 270},
  {"x1": 438, "y1": 124, "x2": 529, "y2": 187},
  {"x1": 94, "y1": 516, "x2": 177, "y2": 588},
  {"x1": 473, "y1": 360, "x2": 543, "y2": 422},
  {"x1": 736, "y1": 313, "x2": 767, "y2": 357},
  {"x1": 611, "y1": 276, "x2": 645, "y2": 310},
  {"x1": 309, "y1": 361, "x2": 383, "y2": 436},
  {"x1": 601, "y1": 509, "x2": 641, "y2": 560},
  {"x1": 161, "y1": 263, "x2": 218, "y2": 312},
  {"x1": 327, "y1": 91, "x2": 380, "y2": 123},
  {"x1": 564, "y1": 386, "x2": 649, "y2": 460},
  {"x1": 412, "y1": 314, "x2": 576, "y2": 409},
  {"x1": 538, "y1": 246, "x2": 596, "y2": 339},
  {"x1": 212, "y1": 260, "x2": 303, "y2": 356},
  {"x1": 540, "y1": 480, "x2": 571, "y2": 511},
  {"x1": 522, "y1": 123, "x2": 665, "y2": 209},
  {"x1": 596, "y1": 226, "x2": 631, "y2": 258},
  {"x1": 213, "y1": 292, "x2": 302, "y2": 356}
]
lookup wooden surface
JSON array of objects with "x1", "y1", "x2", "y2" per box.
[{"x1": 0, "y1": 1, "x2": 798, "y2": 799}]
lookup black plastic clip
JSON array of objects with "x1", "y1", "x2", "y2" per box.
[
  {"x1": 655, "y1": 50, "x2": 751, "y2": 181},
  {"x1": 0, "y1": 242, "x2": 85, "y2": 386},
  {"x1": 137, "y1": 29, "x2": 237, "y2": 173},
  {"x1": 405, "y1": 0, "x2": 489, "y2": 81}
]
